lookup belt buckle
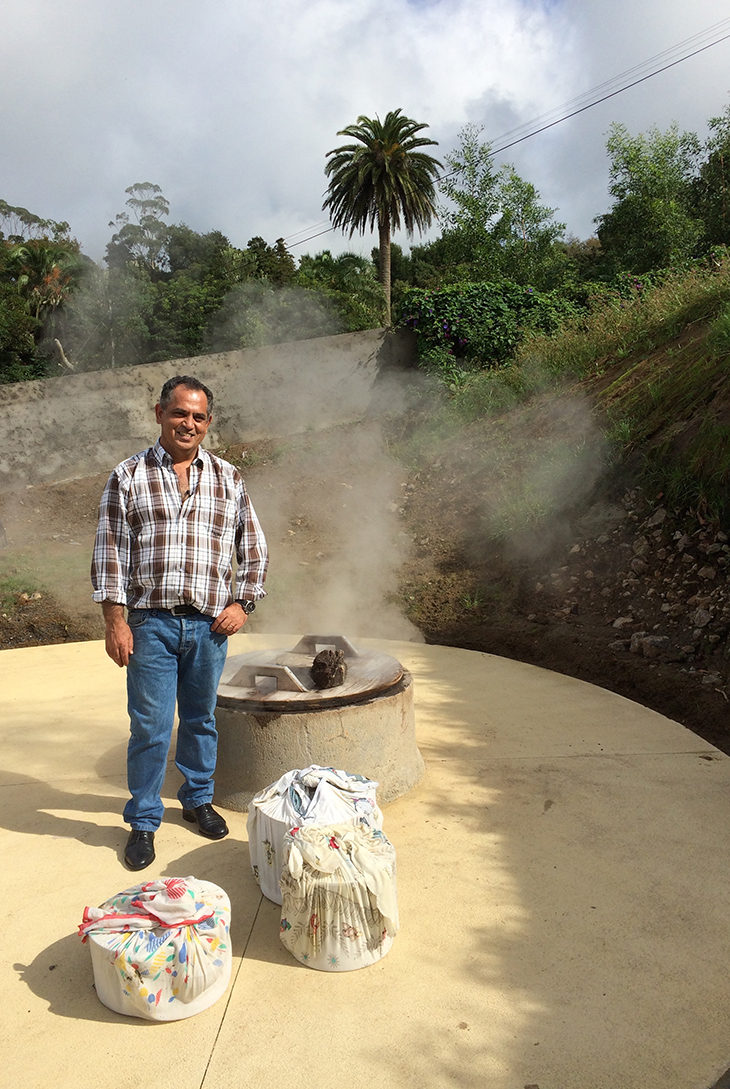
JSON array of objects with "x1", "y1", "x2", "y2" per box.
[{"x1": 171, "y1": 604, "x2": 188, "y2": 616}]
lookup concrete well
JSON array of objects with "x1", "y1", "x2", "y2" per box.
[{"x1": 213, "y1": 638, "x2": 424, "y2": 809}]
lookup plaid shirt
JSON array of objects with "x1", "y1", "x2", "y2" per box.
[{"x1": 91, "y1": 440, "x2": 268, "y2": 616}]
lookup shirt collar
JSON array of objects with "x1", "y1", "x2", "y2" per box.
[{"x1": 152, "y1": 438, "x2": 207, "y2": 470}]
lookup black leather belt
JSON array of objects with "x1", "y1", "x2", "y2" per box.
[{"x1": 165, "y1": 605, "x2": 200, "y2": 616}]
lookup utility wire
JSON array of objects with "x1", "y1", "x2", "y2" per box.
[
  {"x1": 487, "y1": 26, "x2": 730, "y2": 160},
  {"x1": 288, "y1": 17, "x2": 730, "y2": 247},
  {"x1": 282, "y1": 220, "x2": 330, "y2": 242},
  {"x1": 490, "y1": 16, "x2": 730, "y2": 149},
  {"x1": 288, "y1": 225, "x2": 336, "y2": 248}
]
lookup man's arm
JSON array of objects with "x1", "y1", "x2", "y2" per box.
[
  {"x1": 232, "y1": 476, "x2": 268, "y2": 602},
  {"x1": 102, "y1": 601, "x2": 134, "y2": 667},
  {"x1": 92, "y1": 470, "x2": 133, "y2": 666},
  {"x1": 212, "y1": 475, "x2": 268, "y2": 636}
]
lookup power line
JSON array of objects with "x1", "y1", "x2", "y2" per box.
[
  {"x1": 489, "y1": 26, "x2": 730, "y2": 159},
  {"x1": 288, "y1": 225, "x2": 335, "y2": 248},
  {"x1": 490, "y1": 16, "x2": 730, "y2": 150},
  {"x1": 282, "y1": 220, "x2": 330, "y2": 242}
]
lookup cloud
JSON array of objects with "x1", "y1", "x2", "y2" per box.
[{"x1": 1, "y1": 0, "x2": 730, "y2": 259}]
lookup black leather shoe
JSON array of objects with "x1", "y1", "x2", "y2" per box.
[
  {"x1": 182, "y1": 803, "x2": 229, "y2": 839},
  {"x1": 124, "y1": 829, "x2": 156, "y2": 870}
]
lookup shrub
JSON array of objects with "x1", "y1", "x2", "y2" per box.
[
  {"x1": 0, "y1": 283, "x2": 47, "y2": 383},
  {"x1": 398, "y1": 281, "x2": 578, "y2": 370}
]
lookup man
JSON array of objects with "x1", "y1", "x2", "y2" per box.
[{"x1": 91, "y1": 375, "x2": 268, "y2": 871}]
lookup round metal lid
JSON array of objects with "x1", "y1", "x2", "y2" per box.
[{"x1": 217, "y1": 635, "x2": 404, "y2": 711}]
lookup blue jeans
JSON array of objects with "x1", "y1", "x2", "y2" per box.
[{"x1": 124, "y1": 609, "x2": 228, "y2": 831}]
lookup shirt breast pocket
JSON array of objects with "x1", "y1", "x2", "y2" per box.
[{"x1": 196, "y1": 495, "x2": 236, "y2": 540}]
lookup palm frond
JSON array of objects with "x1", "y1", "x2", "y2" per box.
[{"x1": 323, "y1": 109, "x2": 442, "y2": 237}]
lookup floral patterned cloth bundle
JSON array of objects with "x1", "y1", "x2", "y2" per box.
[
  {"x1": 79, "y1": 877, "x2": 231, "y2": 1020},
  {"x1": 247, "y1": 765, "x2": 383, "y2": 904},
  {"x1": 279, "y1": 822, "x2": 398, "y2": 972}
]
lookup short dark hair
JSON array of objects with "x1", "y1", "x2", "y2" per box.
[{"x1": 159, "y1": 375, "x2": 214, "y2": 415}]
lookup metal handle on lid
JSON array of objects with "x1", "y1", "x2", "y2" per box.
[
  {"x1": 227, "y1": 663, "x2": 308, "y2": 692},
  {"x1": 291, "y1": 635, "x2": 359, "y2": 658}
]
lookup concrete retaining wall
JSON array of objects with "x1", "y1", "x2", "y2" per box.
[{"x1": 0, "y1": 328, "x2": 415, "y2": 489}]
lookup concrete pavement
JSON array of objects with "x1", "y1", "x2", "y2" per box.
[{"x1": 2, "y1": 634, "x2": 730, "y2": 1089}]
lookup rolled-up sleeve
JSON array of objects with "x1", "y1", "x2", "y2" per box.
[
  {"x1": 234, "y1": 477, "x2": 268, "y2": 601},
  {"x1": 91, "y1": 470, "x2": 131, "y2": 604}
]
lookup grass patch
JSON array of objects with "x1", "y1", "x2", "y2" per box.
[
  {"x1": 0, "y1": 568, "x2": 41, "y2": 613},
  {"x1": 595, "y1": 328, "x2": 730, "y2": 520},
  {"x1": 461, "y1": 589, "x2": 483, "y2": 611},
  {"x1": 218, "y1": 440, "x2": 288, "y2": 471},
  {"x1": 516, "y1": 264, "x2": 730, "y2": 381},
  {"x1": 643, "y1": 415, "x2": 730, "y2": 519},
  {"x1": 450, "y1": 359, "x2": 551, "y2": 422},
  {"x1": 707, "y1": 303, "x2": 730, "y2": 357}
]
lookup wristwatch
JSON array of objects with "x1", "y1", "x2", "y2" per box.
[{"x1": 237, "y1": 600, "x2": 256, "y2": 614}]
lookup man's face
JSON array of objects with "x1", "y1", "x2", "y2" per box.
[{"x1": 155, "y1": 386, "x2": 211, "y2": 462}]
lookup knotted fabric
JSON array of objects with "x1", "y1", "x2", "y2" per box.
[{"x1": 79, "y1": 877, "x2": 214, "y2": 939}]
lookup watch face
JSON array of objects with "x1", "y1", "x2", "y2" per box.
[{"x1": 242, "y1": 601, "x2": 256, "y2": 614}]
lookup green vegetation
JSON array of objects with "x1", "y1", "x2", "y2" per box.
[
  {"x1": 399, "y1": 280, "x2": 578, "y2": 383},
  {"x1": 0, "y1": 570, "x2": 39, "y2": 613},
  {"x1": 436, "y1": 123, "x2": 567, "y2": 290},
  {"x1": 397, "y1": 258, "x2": 730, "y2": 531},
  {"x1": 513, "y1": 261, "x2": 730, "y2": 380},
  {"x1": 595, "y1": 122, "x2": 703, "y2": 275},
  {"x1": 396, "y1": 101, "x2": 730, "y2": 382},
  {"x1": 3, "y1": 81, "x2": 730, "y2": 532},
  {"x1": 0, "y1": 183, "x2": 386, "y2": 380}
]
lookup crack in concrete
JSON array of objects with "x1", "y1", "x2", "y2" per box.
[{"x1": 198, "y1": 890, "x2": 264, "y2": 1089}]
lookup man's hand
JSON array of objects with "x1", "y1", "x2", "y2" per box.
[
  {"x1": 211, "y1": 602, "x2": 248, "y2": 636},
  {"x1": 102, "y1": 601, "x2": 134, "y2": 667}
]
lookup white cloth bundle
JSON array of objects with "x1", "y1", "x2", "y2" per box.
[
  {"x1": 279, "y1": 822, "x2": 398, "y2": 971},
  {"x1": 247, "y1": 765, "x2": 383, "y2": 904},
  {"x1": 80, "y1": 877, "x2": 231, "y2": 1020}
]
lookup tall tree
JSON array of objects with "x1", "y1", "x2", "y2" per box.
[
  {"x1": 106, "y1": 182, "x2": 171, "y2": 278},
  {"x1": 492, "y1": 167, "x2": 565, "y2": 287},
  {"x1": 439, "y1": 123, "x2": 503, "y2": 276},
  {"x1": 692, "y1": 102, "x2": 730, "y2": 250},
  {"x1": 437, "y1": 125, "x2": 566, "y2": 287},
  {"x1": 0, "y1": 199, "x2": 71, "y2": 243},
  {"x1": 595, "y1": 122, "x2": 702, "y2": 274},
  {"x1": 323, "y1": 109, "x2": 441, "y2": 324},
  {"x1": 244, "y1": 236, "x2": 297, "y2": 284}
]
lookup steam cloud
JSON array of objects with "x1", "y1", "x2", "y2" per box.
[
  {"x1": 472, "y1": 392, "x2": 607, "y2": 560},
  {"x1": 242, "y1": 420, "x2": 422, "y2": 642},
  {"x1": 205, "y1": 284, "x2": 342, "y2": 354}
]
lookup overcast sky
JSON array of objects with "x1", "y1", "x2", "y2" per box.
[{"x1": 2, "y1": 0, "x2": 730, "y2": 264}]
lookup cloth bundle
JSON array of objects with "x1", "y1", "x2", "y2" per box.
[
  {"x1": 279, "y1": 822, "x2": 398, "y2": 972},
  {"x1": 247, "y1": 765, "x2": 383, "y2": 904},
  {"x1": 79, "y1": 877, "x2": 231, "y2": 1020}
]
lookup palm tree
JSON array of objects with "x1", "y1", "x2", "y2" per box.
[
  {"x1": 6, "y1": 239, "x2": 84, "y2": 319},
  {"x1": 323, "y1": 109, "x2": 441, "y2": 324}
]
